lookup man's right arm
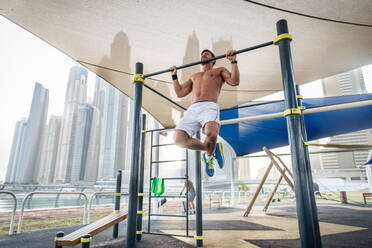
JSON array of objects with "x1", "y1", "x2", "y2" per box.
[{"x1": 170, "y1": 66, "x2": 193, "y2": 98}]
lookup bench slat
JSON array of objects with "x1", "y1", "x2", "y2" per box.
[{"x1": 56, "y1": 210, "x2": 128, "y2": 246}]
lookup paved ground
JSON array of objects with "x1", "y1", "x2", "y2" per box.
[{"x1": 0, "y1": 202, "x2": 371, "y2": 247}]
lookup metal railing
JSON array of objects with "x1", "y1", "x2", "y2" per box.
[
  {"x1": 0, "y1": 191, "x2": 17, "y2": 235},
  {"x1": 87, "y1": 192, "x2": 128, "y2": 224},
  {"x1": 17, "y1": 191, "x2": 88, "y2": 234}
]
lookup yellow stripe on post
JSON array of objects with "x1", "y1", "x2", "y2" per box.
[
  {"x1": 303, "y1": 142, "x2": 309, "y2": 146},
  {"x1": 283, "y1": 108, "x2": 301, "y2": 117},
  {"x1": 141, "y1": 130, "x2": 146, "y2": 133},
  {"x1": 136, "y1": 231, "x2": 143, "y2": 234},
  {"x1": 273, "y1": 33, "x2": 293, "y2": 45},
  {"x1": 134, "y1": 74, "x2": 145, "y2": 83},
  {"x1": 113, "y1": 210, "x2": 119, "y2": 213},
  {"x1": 114, "y1": 193, "x2": 121, "y2": 196},
  {"x1": 299, "y1": 106, "x2": 306, "y2": 110},
  {"x1": 296, "y1": 94, "x2": 303, "y2": 99},
  {"x1": 81, "y1": 237, "x2": 92, "y2": 243},
  {"x1": 194, "y1": 235, "x2": 204, "y2": 240},
  {"x1": 137, "y1": 210, "x2": 144, "y2": 215},
  {"x1": 138, "y1": 193, "x2": 144, "y2": 196}
]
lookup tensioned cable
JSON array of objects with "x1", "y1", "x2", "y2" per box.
[
  {"x1": 143, "y1": 84, "x2": 186, "y2": 111},
  {"x1": 244, "y1": 0, "x2": 372, "y2": 27},
  {"x1": 78, "y1": 60, "x2": 275, "y2": 93},
  {"x1": 78, "y1": 60, "x2": 187, "y2": 110}
]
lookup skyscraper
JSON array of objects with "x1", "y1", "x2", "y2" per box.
[
  {"x1": 319, "y1": 68, "x2": 371, "y2": 180},
  {"x1": 94, "y1": 77, "x2": 129, "y2": 180},
  {"x1": 16, "y1": 82, "x2": 49, "y2": 184},
  {"x1": 84, "y1": 105, "x2": 101, "y2": 184},
  {"x1": 38, "y1": 116, "x2": 62, "y2": 184},
  {"x1": 70, "y1": 104, "x2": 93, "y2": 184},
  {"x1": 5, "y1": 118, "x2": 27, "y2": 183},
  {"x1": 55, "y1": 66, "x2": 88, "y2": 183}
]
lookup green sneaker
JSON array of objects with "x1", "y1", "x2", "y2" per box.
[{"x1": 202, "y1": 153, "x2": 215, "y2": 177}]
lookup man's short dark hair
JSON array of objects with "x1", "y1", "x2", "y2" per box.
[{"x1": 201, "y1": 49, "x2": 216, "y2": 66}]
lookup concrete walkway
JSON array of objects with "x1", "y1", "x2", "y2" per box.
[{"x1": 0, "y1": 203, "x2": 371, "y2": 247}]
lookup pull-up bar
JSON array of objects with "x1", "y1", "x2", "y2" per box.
[{"x1": 144, "y1": 41, "x2": 274, "y2": 78}]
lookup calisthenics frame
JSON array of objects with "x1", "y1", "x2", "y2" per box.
[{"x1": 126, "y1": 19, "x2": 322, "y2": 248}]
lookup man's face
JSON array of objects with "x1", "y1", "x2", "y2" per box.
[
  {"x1": 201, "y1": 51, "x2": 213, "y2": 60},
  {"x1": 201, "y1": 51, "x2": 215, "y2": 66}
]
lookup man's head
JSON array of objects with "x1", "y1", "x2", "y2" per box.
[{"x1": 201, "y1": 49, "x2": 216, "y2": 66}]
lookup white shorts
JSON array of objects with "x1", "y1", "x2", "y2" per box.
[{"x1": 175, "y1": 101, "x2": 220, "y2": 137}]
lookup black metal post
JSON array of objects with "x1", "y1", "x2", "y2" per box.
[
  {"x1": 195, "y1": 131, "x2": 203, "y2": 247},
  {"x1": 137, "y1": 114, "x2": 147, "y2": 240},
  {"x1": 81, "y1": 234, "x2": 91, "y2": 248},
  {"x1": 113, "y1": 170, "x2": 122, "y2": 238},
  {"x1": 296, "y1": 85, "x2": 323, "y2": 247},
  {"x1": 55, "y1": 231, "x2": 64, "y2": 248},
  {"x1": 276, "y1": 19, "x2": 317, "y2": 247},
  {"x1": 126, "y1": 62, "x2": 144, "y2": 248}
]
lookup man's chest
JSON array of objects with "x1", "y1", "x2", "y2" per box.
[{"x1": 193, "y1": 70, "x2": 223, "y2": 83}]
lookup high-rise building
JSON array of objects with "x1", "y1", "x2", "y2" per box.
[
  {"x1": 95, "y1": 77, "x2": 129, "y2": 180},
  {"x1": 70, "y1": 104, "x2": 93, "y2": 184},
  {"x1": 5, "y1": 118, "x2": 27, "y2": 183},
  {"x1": 55, "y1": 66, "x2": 88, "y2": 183},
  {"x1": 38, "y1": 116, "x2": 61, "y2": 184},
  {"x1": 319, "y1": 68, "x2": 371, "y2": 180},
  {"x1": 84, "y1": 105, "x2": 101, "y2": 184},
  {"x1": 16, "y1": 82, "x2": 49, "y2": 184}
]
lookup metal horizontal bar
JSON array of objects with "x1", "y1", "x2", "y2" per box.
[
  {"x1": 152, "y1": 143, "x2": 176, "y2": 147},
  {"x1": 144, "y1": 41, "x2": 274, "y2": 78},
  {"x1": 146, "y1": 127, "x2": 175, "y2": 133},
  {"x1": 150, "y1": 195, "x2": 187, "y2": 199},
  {"x1": 152, "y1": 159, "x2": 186, "y2": 164},
  {"x1": 242, "y1": 148, "x2": 371, "y2": 158},
  {"x1": 143, "y1": 231, "x2": 193, "y2": 238},
  {"x1": 150, "y1": 214, "x2": 187, "y2": 218},
  {"x1": 221, "y1": 99, "x2": 372, "y2": 125},
  {"x1": 154, "y1": 177, "x2": 187, "y2": 180}
]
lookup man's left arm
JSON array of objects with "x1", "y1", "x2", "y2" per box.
[{"x1": 222, "y1": 50, "x2": 240, "y2": 86}]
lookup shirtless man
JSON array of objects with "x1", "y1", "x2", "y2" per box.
[{"x1": 170, "y1": 49, "x2": 240, "y2": 176}]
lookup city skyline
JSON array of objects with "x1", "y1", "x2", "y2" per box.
[
  {"x1": 4, "y1": 66, "x2": 135, "y2": 185},
  {"x1": 1, "y1": 15, "x2": 372, "y2": 182}
]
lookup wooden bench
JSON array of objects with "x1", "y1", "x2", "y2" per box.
[
  {"x1": 56, "y1": 209, "x2": 128, "y2": 246},
  {"x1": 362, "y1": 193, "x2": 372, "y2": 205}
]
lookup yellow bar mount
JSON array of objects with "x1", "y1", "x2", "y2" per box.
[{"x1": 274, "y1": 33, "x2": 292, "y2": 45}]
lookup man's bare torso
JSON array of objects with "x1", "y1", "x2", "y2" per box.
[{"x1": 190, "y1": 67, "x2": 225, "y2": 103}]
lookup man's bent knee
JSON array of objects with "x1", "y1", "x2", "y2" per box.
[{"x1": 174, "y1": 130, "x2": 189, "y2": 147}]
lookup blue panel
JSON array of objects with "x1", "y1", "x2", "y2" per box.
[{"x1": 220, "y1": 94, "x2": 372, "y2": 156}]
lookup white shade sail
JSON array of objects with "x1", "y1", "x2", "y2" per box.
[{"x1": 1, "y1": 0, "x2": 372, "y2": 127}]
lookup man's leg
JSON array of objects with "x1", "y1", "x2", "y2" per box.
[
  {"x1": 203, "y1": 121, "x2": 219, "y2": 157},
  {"x1": 174, "y1": 130, "x2": 207, "y2": 151}
]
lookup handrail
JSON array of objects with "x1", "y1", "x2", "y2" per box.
[
  {"x1": 87, "y1": 192, "x2": 128, "y2": 224},
  {"x1": 17, "y1": 191, "x2": 88, "y2": 234},
  {"x1": 0, "y1": 191, "x2": 17, "y2": 235}
]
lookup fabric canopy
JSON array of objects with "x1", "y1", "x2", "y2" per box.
[
  {"x1": 1, "y1": 1, "x2": 372, "y2": 127},
  {"x1": 220, "y1": 94, "x2": 372, "y2": 156}
]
